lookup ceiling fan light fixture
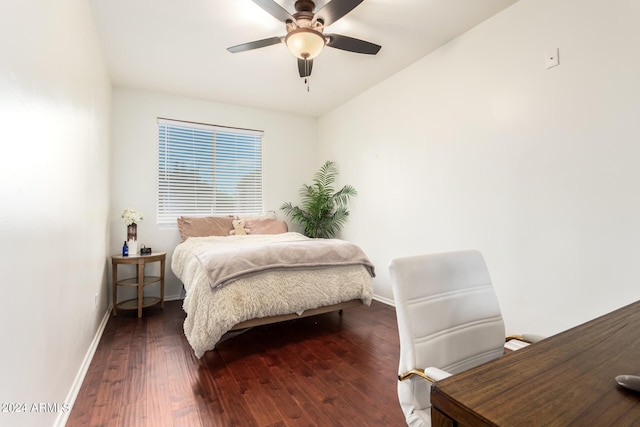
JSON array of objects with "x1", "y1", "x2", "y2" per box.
[{"x1": 285, "y1": 27, "x2": 325, "y2": 60}]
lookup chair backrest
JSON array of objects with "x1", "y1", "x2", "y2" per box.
[{"x1": 389, "y1": 250, "x2": 506, "y2": 426}]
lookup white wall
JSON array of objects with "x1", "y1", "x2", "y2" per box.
[
  {"x1": 0, "y1": 0, "x2": 111, "y2": 426},
  {"x1": 110, "y1": 88, "x2": 318, "y2": 300},
  {"x1": 319, "y1": 0, "x2": 640, "y2": 337}
]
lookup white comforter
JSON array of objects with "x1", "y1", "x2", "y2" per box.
[{"x1": 171, "y1": 232, "x2": 374, "y2": 358}]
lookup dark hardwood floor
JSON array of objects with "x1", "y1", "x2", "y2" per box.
[{"x1": 67, "y1": 300, "x2": 406, "y2": 426}]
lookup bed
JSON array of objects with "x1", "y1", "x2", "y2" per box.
[{"x1": 171, "y1": 216, "x2": 375, "y2": 358}]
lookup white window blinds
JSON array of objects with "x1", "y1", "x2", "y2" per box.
[{"x1": 157, "y1": 118, "x2": 263, "y2": 225}]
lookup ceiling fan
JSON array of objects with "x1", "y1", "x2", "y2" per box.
[{"x1": 227, "y1": 0, "x2": 381, "y2": 78}]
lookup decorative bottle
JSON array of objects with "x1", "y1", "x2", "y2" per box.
[{"x1": 122, "y1": 240, "x2": 129, "y2": 257}]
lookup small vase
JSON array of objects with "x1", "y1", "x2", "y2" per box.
[
  {"x1": 127, "y1": 223, "x2": 138, "y2": 255},
  {"x1": 127, "y1": 223, "x2": 137, "y2": 241}
]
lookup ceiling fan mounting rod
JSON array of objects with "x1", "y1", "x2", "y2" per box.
[
  {"x1": 288, "y1": 0, "x2": 324, "y2": 29},
  {"x1": 295, "y1": 0, "x2": 315, "y2": 13}
]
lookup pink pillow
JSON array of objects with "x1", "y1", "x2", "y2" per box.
[
  {"x1": 244, "y1": 218, "x2": 288, "y2": 235},
  {"x1": 177, "y1": 216, "x2": 234, "y2": 240}
]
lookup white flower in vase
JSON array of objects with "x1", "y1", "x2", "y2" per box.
[{"x1": 121, "y1": 208, "x2": 143, "y2": 255}]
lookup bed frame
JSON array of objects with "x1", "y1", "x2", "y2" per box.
[{"x1": 229, "y1": 299, "x2": 363, "y2": 331}]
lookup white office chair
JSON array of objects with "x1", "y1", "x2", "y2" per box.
[{"x1": 389, "y1": 250, "x2": 516, "y2": 427}]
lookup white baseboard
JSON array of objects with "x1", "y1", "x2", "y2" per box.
[
  {"x1": 165, "y1": 293, "x2": 183, "y2": 302},
  {"x1": 372, "y1": 294, "x2": 395, "y2": 307},
  {"x1": 54, "y1": 307, "x2": 111, "y2": 427}
]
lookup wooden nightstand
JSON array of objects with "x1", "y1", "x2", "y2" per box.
[{"x1": 111, "y1": 252, "x2": 166, "y2": 318}]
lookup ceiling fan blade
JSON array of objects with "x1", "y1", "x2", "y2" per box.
[
  {"x1": 297, "y1": 58, "x2": 313, "y2": 77},
  {"x1": 252, "y1": 0, "x2": 296, "y2": 23},
  {"x1": 227, "y1": 36, "x2": 283, "y2": 53},
  {"x1": 313, "y1": 0, "x2": 363, "y2": 26},
  {"x1": 326, "y1": 34, "x2": 381, "y2": 55}
]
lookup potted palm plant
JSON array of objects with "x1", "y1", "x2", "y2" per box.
[{"x1": 281, "y1": 160, "x2": 357, "y2": 238}]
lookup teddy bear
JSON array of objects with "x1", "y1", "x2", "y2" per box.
[{"x1": 229, "y1": 218, "x2": 250, "y2": 235}]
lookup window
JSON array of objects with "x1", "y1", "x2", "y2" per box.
[{"x1": 157, "y1": 118, "x2": 263, "y2": 225}]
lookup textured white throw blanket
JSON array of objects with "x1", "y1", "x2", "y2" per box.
[{"x1": 172, "y1": 232, "x2": 374, "y2": 358}]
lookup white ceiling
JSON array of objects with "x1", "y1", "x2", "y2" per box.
[{"x1": 88, "y1": 0, "x2": 519, "y2": 117}]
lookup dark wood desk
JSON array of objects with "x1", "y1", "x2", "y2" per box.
[{"x1": 431, "y1": 300, "x2": 640, "y2": 426}]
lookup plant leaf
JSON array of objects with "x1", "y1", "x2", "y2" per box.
[{"x1": 280, "y1": 161, "x2": 356, "y2": 238}]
